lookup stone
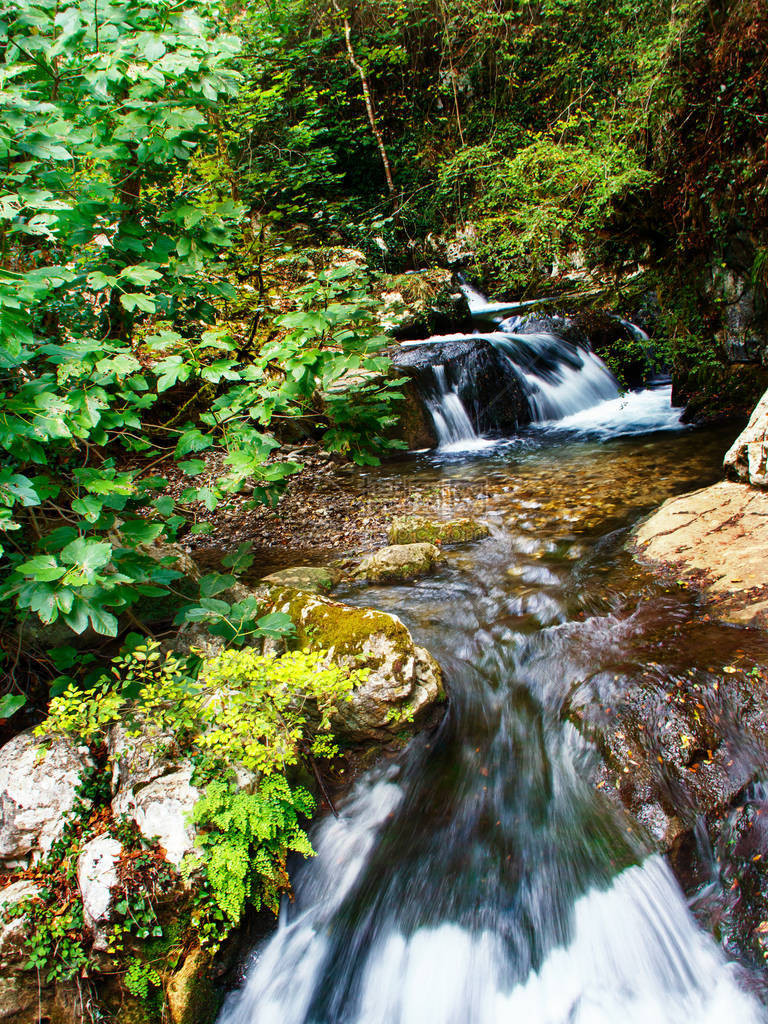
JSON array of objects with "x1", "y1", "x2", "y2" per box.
[
  {"x1": 0, "y1": 731, "x2": 93, "y2": 868},
  {"x1": 630, "y1": 479, "x2": 768, "y2": 627},
  {"x1": 724, "y1": 387, "x2": 768, "y2": 487},
  {"x1": 112, "y1": 765, "x2": 198, "y2": 867},
  {"x1": 387, "y1": 515, "x2": 489, "y2": 547},
  {"x1": 0, "y1": 881, "x2": 40, "y2": 968},
  {"x1": 259, "y1": 566, "x2": 336, "y2": 594},
  {"x1": 108, "y1": 721, "x2": 180, "y2": 797},
  {"x1": 264, "y1": 587, "x2": 445, "y2": 741},
  {"x1": 77, "y1": 836, "x2": 122, "y2": 950},
  {"x1": 354, "y1": 543, "x2": 442, "y2": 583},
  {"x1": 391, "y1": 338, "x2": 530, "y2": 438},
  {"x1": 166, "y1": 947, "x2": 218, "y2": 1024}
]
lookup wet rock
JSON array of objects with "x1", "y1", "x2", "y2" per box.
[
  {"x1": 264, "y1": 587, "x2": 445, "y2": 741},
  {"x1": 0, "y1": 731, "x2": 93, "y2": 868},
  {"x1": 724, "y1": 387, "x2": 768, "y2": 487},
  {"x1": 77, "y1": 835, "x2": 122, "y2": 951},
  {"x1": 354, "y1": 543, "x2": 442, "y2": 583},
  {"x1": 391, "y1": 338, "x2": 531, "y2": 437},
  {"x1": 112, "y1": 765, "x2": 198, "y2": 868},
  {"x1": 387, "y1": 515, "x2": 489, "y2": 547},
  {"x1": 259, "y1": 566, "x2": 336, "y2": 593},
  {"x1": 631, "y1": 480, "x2": 768, "y2": 628},
  {"x1": 166, "y1": 947, "x2": 218, "y2": 1024}
]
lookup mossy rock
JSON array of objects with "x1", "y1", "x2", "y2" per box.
[
  {"x1": 166, "y1": 947, "x2": 219, "y2": 1024},
  {"x1": 263, "y1": 586, "x2": 445, "y2": 741},
  {"x1": 259, "y1": 566, "x2": 337, "y2": 594},
  {"x1": 387, "y1": 515, "x2": 489, "y2": 546},
  {"x1": 354, "y1": 543, "x2": 442, "y2": 583}
]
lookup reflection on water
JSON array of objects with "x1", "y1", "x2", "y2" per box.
[{"x1": 220, "y1": 420, "x2": 768, "y2": 1024}]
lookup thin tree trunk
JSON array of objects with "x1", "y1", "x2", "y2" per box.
[{"x1": 332, "y1": 0, "x2": 396, "y2": 197}]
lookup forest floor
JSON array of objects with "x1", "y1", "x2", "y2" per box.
[{"x1": 169, "y1": 442, "x2": 484, "y2": 573}]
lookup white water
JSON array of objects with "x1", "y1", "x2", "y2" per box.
[
  {"x1": 539, "y1": 385, "x2": 684, "y2": 438},
  {"x1": 489, "y1": 332, "x2": 620, "y2": 421},
  {"x1": 220, "y1": 776, "x2": 762, "y2": 1024},
  {"x1": 425, "y1": 365, "x2": 496, "y2": 452}
]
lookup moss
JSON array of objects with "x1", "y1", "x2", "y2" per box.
[
  {"x1": 387, "y1": 516, "x2": 490, "y2": 546},
  {"x1": 266, "y1": 586, "x2": 410, "y2": 661},
  {"x1": 166, "y1": 948, "x2": 219, "y2": 1024}
]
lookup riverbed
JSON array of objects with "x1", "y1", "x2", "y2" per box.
[{"x1": 219, "y1": 394, "x2": 768, "y2": 1023}]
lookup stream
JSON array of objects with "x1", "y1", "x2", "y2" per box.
[
  {"x1": 220, "y1": 397, "x2": 768, "y2": 1023},
  {"x1": 220, "y1": 290, "x2": 768, "y2": 1022}
]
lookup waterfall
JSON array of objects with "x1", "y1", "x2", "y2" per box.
[
  {"x1": 425, "y1": 364, "x2": 480, "y2": 447},
  {"x1": 487, "y1": 332, "x2": 620, "y2": 422}
]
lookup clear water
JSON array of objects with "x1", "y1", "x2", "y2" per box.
[{"x1": 219, "y1": 415, "x2": 768, "y2": 1023}]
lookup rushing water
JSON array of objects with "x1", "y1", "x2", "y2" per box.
[{"x1": 220, "y1": 397, "x2": 768, "y2": 1023}]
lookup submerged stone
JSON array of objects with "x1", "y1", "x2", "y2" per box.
[
  {"x1": 387, "y1": 515, "x2": 489, "y2": 546},
  {"x1": 354, "y1": 542, "x2": 442, "y2": 583},
  {"x1": 260, "y1": 566, "x2": 337, "y2": 593}
]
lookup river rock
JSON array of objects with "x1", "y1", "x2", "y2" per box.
[
  {"x1": 77, "y1": 836, "x2": 122, "y2": 950},
  {"x1": 631, "y1": 479, "x2": 768, "y2": 627},
  {"x1": 0, "y1": 731, "x2": 93, "y2": 868},
  {"x1": 112, "y1": 765, "x2": 199, "y2": 868},
  {"x1": 260, "y1": 566, "x2": 336, "y2": 593},
  {"x1": 108, "y1": 720, "x2": 181, "y2": 796},
  {"x1": 724, "y1": 387, "x2": 768, "y2": 487},
  {"x1": 391, "y1": 338, "x2": 531, "y2": 437},
  {"x1": 387, "y1": 515, "x2": 489, "y2": 547},
  {"x1": 354, "y1": 543, "x2": 442, "y2": 583},
  {"x1": 264, "y1": 587, "x2": 445, "y2": 741}
]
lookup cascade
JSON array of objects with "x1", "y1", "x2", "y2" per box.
[{"x1": 424, "y1": 364, "x2": 479, "y2": 447}]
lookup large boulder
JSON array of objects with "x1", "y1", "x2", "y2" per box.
[
  {"x1": 0, "y1": 731, "x2": 93, "y2": 868},
  {"x1": 264, "y1": 588, "x2": 444, "y2": 741},
  {"x1": 724, "y1": 387, "x2": 768, "y2": 487},
  {"x1": 354, "y1": 543, "x2": 442, "y2": 583},
  {"x1": 392, "y1": 337, "x2": 531, "y2": 437}
]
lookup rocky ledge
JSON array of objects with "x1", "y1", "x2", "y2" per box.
[{"x1": 631, "y1": 388, "x2": 768, "y2": 628}]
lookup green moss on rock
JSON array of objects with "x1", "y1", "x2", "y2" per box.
[{"x1": 387, "y1": 516, "x2": 490, "y2": 546}]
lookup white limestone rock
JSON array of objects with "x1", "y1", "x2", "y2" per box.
[
  {"x1": 0, "y1": 731, "x2": 93, "y2": 868},
  {"x1": 77, "y1": 835, "x2": 123, "y2": 951}
]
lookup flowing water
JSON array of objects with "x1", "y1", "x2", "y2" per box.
[{"x1": 220, "y1": 396, "x2": 768, "y2": 1022}]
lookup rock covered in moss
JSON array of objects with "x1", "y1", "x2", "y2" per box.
[
  {"x1": 0, "y1": 730, "x2": 93, "y2": 868},
  {"x1": 166, "y1": 947, "x2": 218, "y2": 1024},
  {"x1": 265, "y1": 587, "x2": 444, "y2": 741},
  {"x1": 354, "y1": 543, "x2": 442, "y2": 583},
  {"x1": 387, "y1": 515, "x2": 489, "y2": 546},
  {"x1": 724, "y1": 386, "x2": 768, "y2": 487},
  {"x1": 260, "y1": 566, "x2": 337, "y2": 593}
]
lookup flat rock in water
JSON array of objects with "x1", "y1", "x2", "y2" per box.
[
  {"x1": 631, "y1": 479, "x2": 768, "y2": 626},
  {"x1": 355, "y1": 543, "x2": 442, "y2": 583},
  {"x1": 259, "y1": 566, "x2": 336, "y2": 593}
]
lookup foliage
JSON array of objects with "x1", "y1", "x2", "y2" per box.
[
  {"x1": 39, "y1": 638, "x2": 364, "y2": 944},
  {"x1": 189, "y1": 776, "x2": 314, "y2": 937},
  {"x1": 0, "y1": 0, "x2": 404, "y2": 715},
  {"x1": 124, "y1": 958, "x2": 163, "y2": 1002}
]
